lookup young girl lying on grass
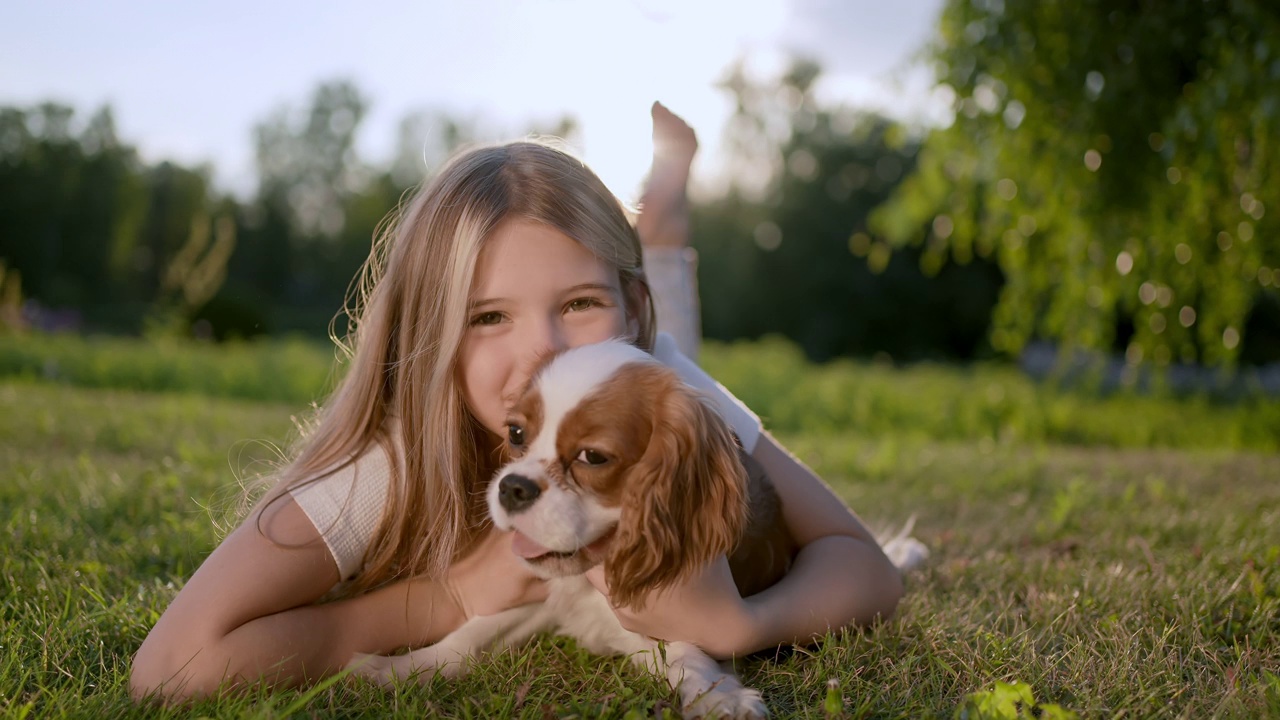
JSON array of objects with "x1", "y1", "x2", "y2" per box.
[{"x1": 130, "y1": 102, "x2": 904, "y2": 701}]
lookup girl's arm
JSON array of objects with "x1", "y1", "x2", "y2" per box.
[
  {"x1": 588, "y1": 431, "x2": 903, "y2": 659},
  {"x1": 738, "y1": 433, "x2": 903, "y2": 648},
  {"x1": 130, "y1": 497, "x2": 541, "y2": 701},
  {"x1": 129, "y1": 497, "x2": 455, "y2": 700}
]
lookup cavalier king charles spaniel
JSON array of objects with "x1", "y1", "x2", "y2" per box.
[{"x1": 350, "y1": 340, "x2": 829, "y2": 718}]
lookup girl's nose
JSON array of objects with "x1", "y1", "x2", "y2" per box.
[
  {"x1": 529, "y1": 314, "x2": 569, "y2": 357},
  {"x1": 508, "y1": 317, "x2": 568, "y2": 402}
]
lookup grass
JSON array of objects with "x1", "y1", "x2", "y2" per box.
[{"x1": 1, "y1": 334, "x2": 1278, "y2": 718}]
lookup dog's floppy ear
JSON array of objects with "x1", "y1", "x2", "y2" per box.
[{"x1": 605, "y1": 376, "x2": 749, "y2": 610}]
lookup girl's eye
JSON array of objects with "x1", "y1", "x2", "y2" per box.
[
  {"x1": 470, "y1": 311, "x2": 504, "y2": 326},
  {"x1": 566, "y1": 297, "x2": 602, "y2": 313},
  {"x1": 507, "y1": 425, "x2": 525, "y2": 446},
  {"x1": 576, "y1": 449, "x2": 609, "y2": 466}
]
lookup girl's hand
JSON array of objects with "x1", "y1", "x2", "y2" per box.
[
  {"x1": 335, "y1": 530, "x2": 551, "y2": 661},
  {"x1": 584, "y1": 555, "x2": 756, "y2": 660},
  {"x1": 444, "y1": 530, "x2": 550, "y2": 620}
]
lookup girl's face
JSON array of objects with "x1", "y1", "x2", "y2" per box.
[{"x1": 458, "y1": 218, "x2": 639, "y2": 439}]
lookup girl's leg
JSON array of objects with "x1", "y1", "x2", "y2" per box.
[
  {"x1": 635, "y1": 102, "x2": 704, "y2": 358},
  {"x1": 636, "y1": 101, "x2": 698, "y2": 250}
]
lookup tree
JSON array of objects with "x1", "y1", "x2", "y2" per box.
[
  {"x1": 0, "y1": 103, "x2": 149, "y2": 318},
  {"x1": 254, "y1": 80, "x2": 368, "y2": 240},
  {"x1": 873, "y1": 0, "x2": 1280, "y2": 366},
  {"x1": 246, "y1": 80, "x2": 369, "y2": 313},
  {"x1": 73, "y1": 108, "x2": 148, "y2": 302},
  {"x1": 137, "y1": 161, "x2": 213, "y2": 300},
  {"x1": 694, "y1": 58, "x2": 1002, "y2": 361}
]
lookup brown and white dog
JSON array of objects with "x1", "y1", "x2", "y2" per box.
[{"x1": 349, "y1": 339, "x2": 878, "y2": 717}]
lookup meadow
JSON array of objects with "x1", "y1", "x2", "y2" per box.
[{"x1": 2, "y1": 333, "x2": 1278, "y2": 718}]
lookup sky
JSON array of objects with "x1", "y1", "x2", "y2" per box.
[{"x1": 0, "y1": 0, "x2": 946, "y2": 201}]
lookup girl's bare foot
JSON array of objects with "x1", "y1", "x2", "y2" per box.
[{"x1": 636, "y1": 102, "x2": 698, "y2": 249}]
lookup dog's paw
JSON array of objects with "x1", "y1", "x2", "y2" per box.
[
  {"x1": 345, "y1": 653, "x2": 400, "y2": 689},
  {"x1": 883, "y1": 535, "x2": 929, "y2": 571},
  {"x1": 346, "y1": 646, "x2": 471, "y2": 687},
  {"x1": 877, "y1": 516, "x2": 930, "y2": 572},
  {"x1": 681, "y1": 679, "x2": 767, "y2": 719}
]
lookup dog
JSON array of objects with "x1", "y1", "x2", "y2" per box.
[{"x1": 348, "y1": 339, "x2": 918, "y2": 717}]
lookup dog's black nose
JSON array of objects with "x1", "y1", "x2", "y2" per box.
[{"x1": 498, "y1": 474, "x2": 541, "y2": 513}]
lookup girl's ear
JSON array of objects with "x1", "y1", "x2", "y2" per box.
[{"x1": 604, "y1": 378, "x2": 749, "y2": 610}]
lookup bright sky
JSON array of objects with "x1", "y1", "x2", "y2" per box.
[{"x1": 0, "y1": 0, "x2": 946, "y2": 201}]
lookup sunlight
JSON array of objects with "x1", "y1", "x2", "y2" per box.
[
  {"x1": 581, "y1": 106, "x2": 654, "y2": 206},
  {"x1": 512, "y1": 0, "x2": 789, "y2": 203}
]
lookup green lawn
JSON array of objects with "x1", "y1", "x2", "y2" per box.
[{"x1": 2, "y1": 336, "x2": 1278, "y2": 718}]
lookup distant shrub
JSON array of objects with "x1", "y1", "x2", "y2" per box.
[
  {"x1": 701, "y1": 336, "x2": 1280, "y2": 452},
  {"x1": 0, "y1": 333, "x2": 335, "y2": 405},
  {"x1": 191, "y1": 292, "x2": 271, "y2": 342},
  {"x1": 2, "y1": 333, "x2": 1276, "y2": 451}
]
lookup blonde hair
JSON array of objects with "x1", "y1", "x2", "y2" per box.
[{"x1": 271, "y1": 140, "x2": 654, "y2": 594}]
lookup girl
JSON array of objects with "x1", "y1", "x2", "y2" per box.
[{"x1": 130, "y1": 103, "x2": 903, "y2": 701}]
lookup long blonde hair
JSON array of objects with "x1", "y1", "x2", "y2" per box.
[{"x1": 274, "y1": 140, "x2": 655, "y2": 594}]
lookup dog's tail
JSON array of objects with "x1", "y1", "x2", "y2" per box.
[{"x1": 875, "y1": 515, "x2": 929, "y2": 572}]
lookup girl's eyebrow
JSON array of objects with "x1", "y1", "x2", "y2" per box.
[
  {"x1": 563, "y1": 283, "x2": 620, "y2": 296},
  {"x1": 469, "y1": 283, "x2": 619, "y2": 310},
  {"x1": 469, "y1": 297, "x2": 505, "y2": 311}
]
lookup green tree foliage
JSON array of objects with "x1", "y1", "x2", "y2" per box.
[
  {"x1": 254, "y1": 80, "x2": 368, "y2": 239},
  {"x1": 0, "y1": 105, "x2": 148, "y2": 309},
  {"x1": 246, "y1": 80, "x2": 368, "y2": 315},
  {"x1": 0, "y1": 103, "x2": 238, "y2": 332},
  {"x1": 162, "y1": 213, "x2": 237, "y2": 311},
  {"x1": 695, "y1": 59, "x2": 1003, "y2": 361},
  {"x1": 138, "y1": 162, "x2": 214, "y2": 299},
  {"x1": 873, "y1": 0, "x2": 1280, "y2": 366}
]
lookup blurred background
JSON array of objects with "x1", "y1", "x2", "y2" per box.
[{"x1": 1, "y1": 0, "x2": 1278, "y2": 380}]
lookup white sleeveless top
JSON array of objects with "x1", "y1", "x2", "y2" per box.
[{"x1": 290, "y1": 247, "x2": 761, "y2": 580}]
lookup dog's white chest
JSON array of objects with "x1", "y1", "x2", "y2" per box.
[{"x1": 542, "y1": 576, "x2": 650, "y2": 657}]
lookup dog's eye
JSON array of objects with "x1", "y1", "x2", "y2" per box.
[
  {"x1": 507, "y1": 425, "x2": 525, "y2": 447},
  {"x1": 576, "y1": 449, "x2": 609, "y2": 466}
]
